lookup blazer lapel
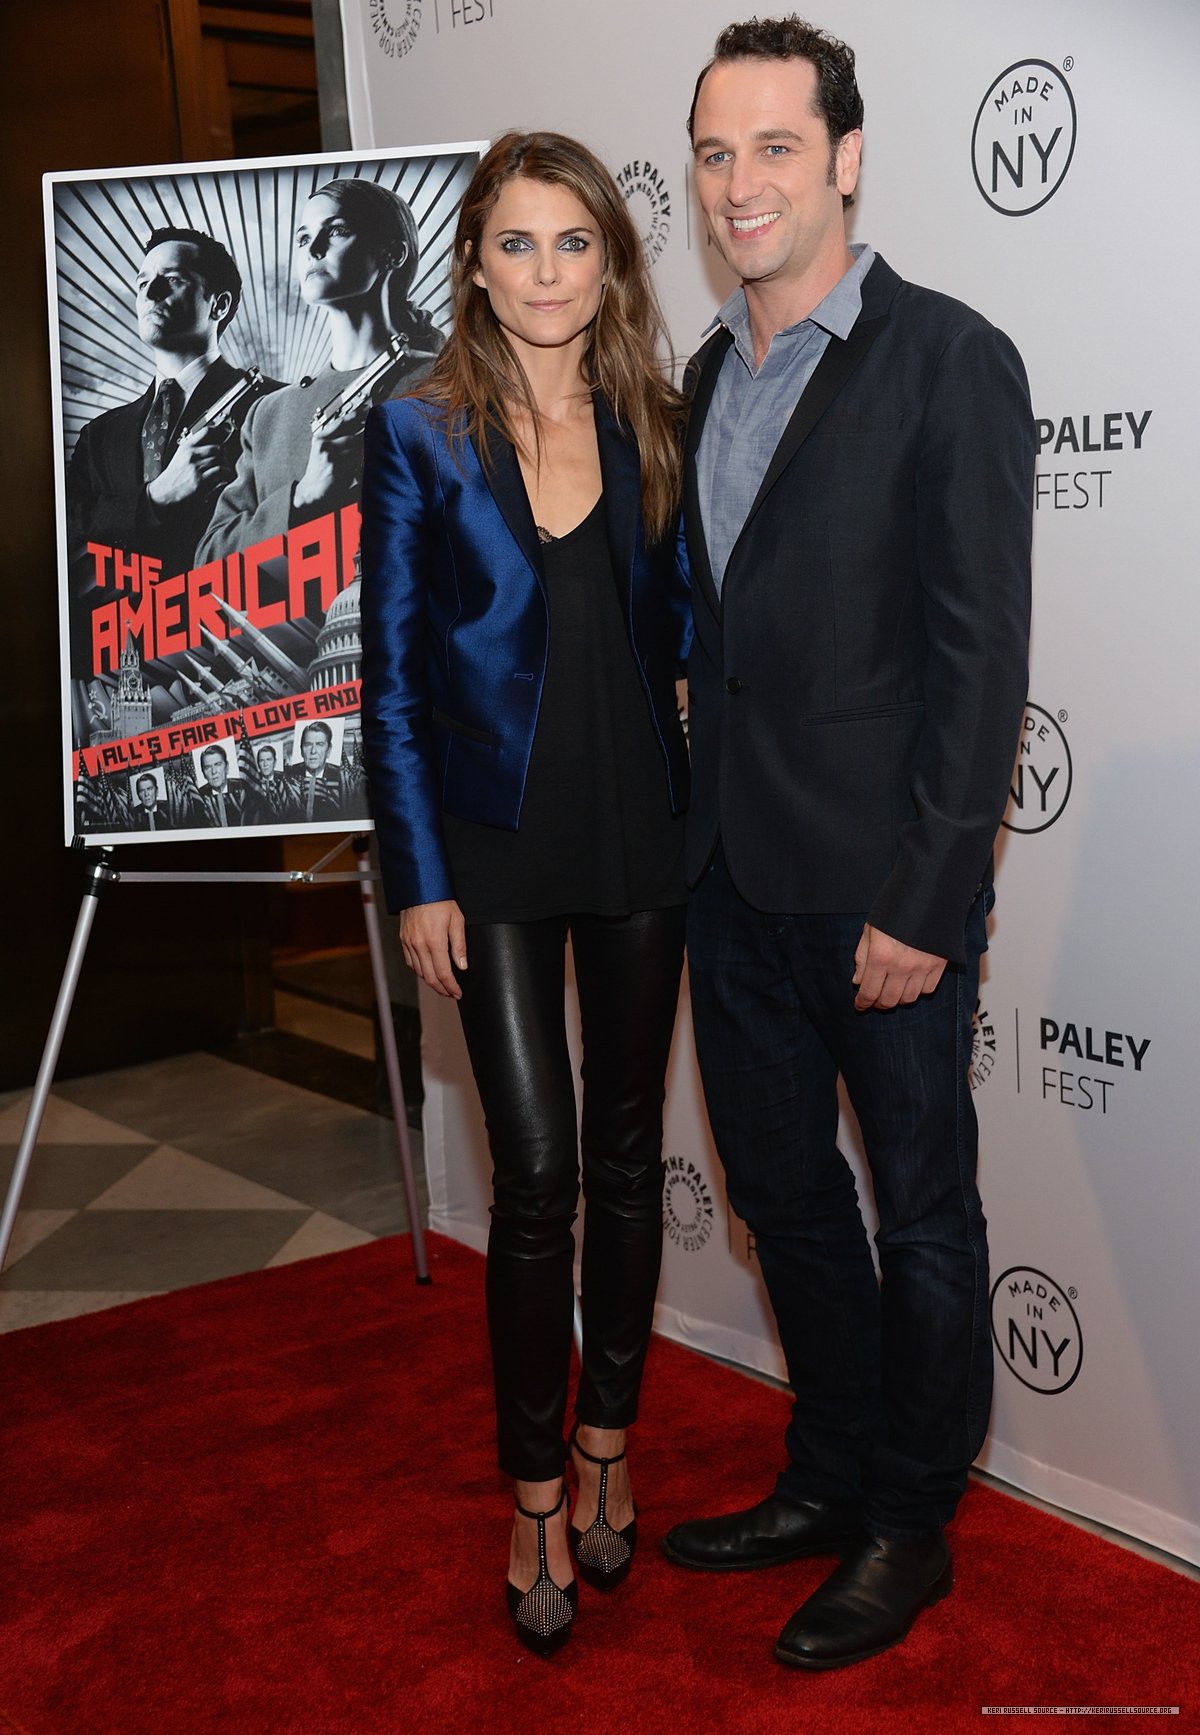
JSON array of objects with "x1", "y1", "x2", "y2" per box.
[
  {"x1": 738, "y1": 308, "x2": 888, "y2": 536},
  {"x1": 682, "y1": 326, "x2": 732, "y2": 619},
  {"x1": 181, "y1": 356, "x2": 235, "y2": 424},
  {"x1": 166, "y1": 358, "x2": 236, "y2": 463},
  {"x1": 469, "y1": 422, "x2": 545, "y2": 586},
  {"x1": 114, "y1": 384, "x2": 155, "y2": 497},
  {"x1": 736, "y1": 255, "x2": 901, "y2": 541}
]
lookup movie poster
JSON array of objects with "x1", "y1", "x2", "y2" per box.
[{"x1": 46, "y1": 144, "x2": 484, "y2": 846}]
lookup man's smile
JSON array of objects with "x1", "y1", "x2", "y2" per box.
[{"x1": 728, "y1": 212, "x2": 782, "y2": 235}]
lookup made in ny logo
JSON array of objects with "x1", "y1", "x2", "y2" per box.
[
  {"x1": 663, "y1": 1153, "x2": 714, "y2": 1254},
  {"x1": 972, "y1": 59, "x2": 1077, "y2": 215},
  {"x1": 369, "y1": 0, "x2": 422, "y2": 57},
  {"x1": 991, "y1": 1266, "x2": 1082, "y2": 1394},
  {"x1": 1004, "y1": 702, "x2": 1072, "y2": 834},
  {"x1": 617, "y1": 161, "x2": 672, "y2": 264}
]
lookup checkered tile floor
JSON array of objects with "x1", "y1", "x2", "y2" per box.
[{"x1": 0, "y1": 1046, "x2": 425, "y2": 1334}]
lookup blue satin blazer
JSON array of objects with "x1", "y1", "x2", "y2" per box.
[{"x1": 359, "y1": 394, "x2": 692, "y2": 913}]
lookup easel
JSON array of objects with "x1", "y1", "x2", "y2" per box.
[{"x1": 0, "y1": 834, "x2": 430, "y2": 1285}]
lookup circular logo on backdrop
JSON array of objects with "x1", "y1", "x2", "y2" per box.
[
  {"x1": 972, "y1": 60, "x2": 1077, "y2": 215},
  {"x1": 1003, "y1": 702, "x2": 1072, "y2": 834},
  {"x1": 991, "y1": 1266, "x2": 1082, "y2": 1394},
  {"x1": 616, "y1": 161, "x2": 672, "y2": 264},
  {"x1": 663, "y1": 1154, "x2": 714, "y2": 1253},
  {"x1": 369, "y1": 0, "x2": 421, "y2": 58}
]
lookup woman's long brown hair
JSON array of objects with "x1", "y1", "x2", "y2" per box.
[{"x1": 415, "y1": 131, "x2": 684, "y2": 541}]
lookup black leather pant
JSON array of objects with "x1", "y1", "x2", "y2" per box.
[{"x1": 455, "y1": 907, "x2": 686, "y2": 1482}]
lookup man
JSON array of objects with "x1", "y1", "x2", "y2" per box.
[
  {"x1": 284, "y1": 721, "x2": 348, "y2": 823},
  {"x1": 246, "y1": 741, "x2": 288, "y2": 825},
  {"x1": 193, "y1": 742, "x2": 246, "y2": 828},
  {"x1": 130, "y1": 771, "x2": 170, "y2": 833},
  {"x1": 661, "y1": 17, "x2": 1034, "y2": 1670},
  {"x1": 67, "y1": 227, "x2": 272, "y2": 593}
]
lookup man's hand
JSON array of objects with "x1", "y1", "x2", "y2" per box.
[
  {"x1": 145, "y1": 430, "x2": 227, "y2": 506},
  {"x1": 852, "y1": 923, "x2": 946, "y2": 1012},
  {"x1": 399, "y1": 899, "x2": 467, "y2": 1000}
]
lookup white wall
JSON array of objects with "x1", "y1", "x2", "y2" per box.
[{"x1": 342, "y1": 0, "x2": 1200, "y2": 1565}]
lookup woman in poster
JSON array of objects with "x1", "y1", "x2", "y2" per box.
[
  {"x1": 197, "y1": 177, "x2": 441, "y2": 562},
  {"x1": 359, "y1": 133, "x2": 689, "y2": 1656}
]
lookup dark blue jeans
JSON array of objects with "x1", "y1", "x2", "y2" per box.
[{"x1": 687, "y1": 849, "x2": 993, "y2": 1537}]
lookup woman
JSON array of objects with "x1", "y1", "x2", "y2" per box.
[
  {"x1": 359, "y1": 133, "x2": 690, "y2": 1656},
  {"x1": 197, "y1": 176, "x2": 441, "y2": 563}
]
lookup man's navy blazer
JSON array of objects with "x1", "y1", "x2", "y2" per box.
[
  {"x1": 359, "y1": 394, "x2": 692, "y2": 914},
  {"x1": 683, "y1": 254, "x2": 1034, "y2": 962}
]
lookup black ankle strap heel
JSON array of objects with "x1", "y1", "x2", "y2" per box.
[
  {"x1": 506, "y1": 1485, "x2": 577, "y2": 1655},
  {"x1": 568, "y1": 1424, "x2": 638, "y2": 1592}
]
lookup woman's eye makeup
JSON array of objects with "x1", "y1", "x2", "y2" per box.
[
  {"x1": 494, "y1": 232, "x2": 591, "y2": 254},
  {"x1": 296, "y1": 223, "x2": 353, "y2": 248}
]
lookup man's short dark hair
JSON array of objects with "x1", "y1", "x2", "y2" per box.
[
  {"x1": 144, "y1": 226, "x2": 242, "y2": 335},
  {"x1": 300, "y1": 720, "x2": 333, "y2": 748},
  {"x1": 689, "y1": 15, "x2": 864, "y2": 209}
]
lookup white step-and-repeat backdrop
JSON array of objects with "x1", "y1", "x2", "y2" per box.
[{"x1": 339, "y1": 0, "x2": 1200, "y2": 1565}]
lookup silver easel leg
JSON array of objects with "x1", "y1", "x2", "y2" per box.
[
  {"x1": 352, "y1": 838, "x2": 430, "y2": 1284},
  {"x1": 573, "y1": 1291, "x2": 583, "y2": 1359},
  {"x1": 0, "y1": 850, "x2": 115, "y2": 1275}
]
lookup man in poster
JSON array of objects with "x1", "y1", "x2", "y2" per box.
[
  {"x1": 661, "y1": 16, "x2": 1034, "y2": 1670},
  {"x1": 283, "y1": 720, "x2": 348, "y2": 823},
  {"x1": 66, "y1": 227, "x2": 273, "y2": 593},
  {"x1": 130, "y1": 772, "x2": 171, "y2": 833},
  {"x1": 192, "y1": 742, "x2": 247, "y2": 828}
]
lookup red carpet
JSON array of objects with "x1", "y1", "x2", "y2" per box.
[{"x1": 1, "y1": 1234, "x2": 1195, "y2": 1734}]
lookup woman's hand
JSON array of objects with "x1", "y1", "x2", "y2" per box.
[
  {"x1": 399, "y1": 899, "x2": 467, "y2": 999},
  {"x1": 293, "y1": 404, "x2": 369, "y2": 512}
]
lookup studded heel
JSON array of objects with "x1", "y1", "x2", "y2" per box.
[
  {"x1": 506, "y1": 1486, "x2": 578, "y2": 1656},
  {"x1": 568, "y1": 1424, "x2": 638, "y2": 1592}
]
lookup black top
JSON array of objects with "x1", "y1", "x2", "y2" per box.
[{"x1": 442, "y1": 497, "x2": 685, "y2": 924}]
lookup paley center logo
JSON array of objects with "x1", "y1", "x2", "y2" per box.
[
  {"x1": 1004, "y1": 702, "x2": 1072, "y2": 833},
  {"x1": 616, "y1": 161, "x2": 672, "y2": 264},
  {"x1": 972, "y1": 60, "x2": 1077, "y2": 215},
  {"x1": 369, "y1": 0, "x2": 422, "y2": 57},
  {"x1": 1034, "y1": 1013, "x2": 1151, "y2": 1115},
  {"x1": 1035, "y1": 408, "x2": 1152, "y2": 512},
  {"x1": 991, "y1": 1266, "x2": 1082, "y2": 1394},
  {"x1": 663, "y1": 1153, "x2": 714, "y2": 1253},
  {"x1": 970, "y1": 998, "x2": 997, "y2": 1090}
]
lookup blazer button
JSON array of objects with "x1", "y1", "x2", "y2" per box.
[{"x1": 725, "y1": 676, "x2": 742, "y2": 694}]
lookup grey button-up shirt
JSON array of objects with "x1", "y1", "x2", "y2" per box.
[{"x1": 696, "y1": 244, "x2": 875, "y2": 595}]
